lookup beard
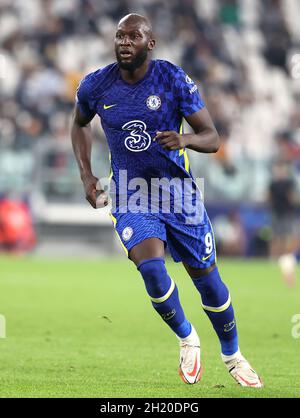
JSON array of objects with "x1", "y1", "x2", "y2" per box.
[{"x1": 115, "y1": 45, "x2": 148, "y2": 71}]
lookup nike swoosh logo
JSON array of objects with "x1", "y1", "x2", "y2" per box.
[
  {"x1": 103, "y1": 104, "x2": 117, "y2": 110},
  {"x1": 187, "y1": 355, "x2": 199, "y2": 377},
  {"x1": 235, "y1": 373, "x2": 261, "y2": 387},
  {"x1": 202, "y1": 252, "x2": 214, "y2": 261}
]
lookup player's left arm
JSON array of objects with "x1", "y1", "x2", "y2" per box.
[
  {"x1": 155, "y1": 108, "x2": 220, "y2": 153},
  {"x1": 185, "y1": 108, "x2": 220, "y2": 153},
  {"x1": 155, "y1": 65, "x2": 220, "y2": 153}
]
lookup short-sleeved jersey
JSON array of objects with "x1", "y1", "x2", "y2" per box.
[{"x1": 76, "y1": 59, "x2": 205, "y2": 212}]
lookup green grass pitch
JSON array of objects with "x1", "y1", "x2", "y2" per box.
[{"x1": 0, "y1": 256, "x2": 299, "y2": 398}]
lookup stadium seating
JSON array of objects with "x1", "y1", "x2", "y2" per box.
[{"x1": 0, "y1": 0, "x2": 299, "y2": 255}]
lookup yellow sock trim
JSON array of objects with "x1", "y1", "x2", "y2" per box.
[
  {"x1": 150, "y1": 279, "x2": 175, "y2": 304},
  {"x1": 202, "y1": 294, "x2": 231, "y2": 312}
]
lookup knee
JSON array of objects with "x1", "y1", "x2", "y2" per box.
[
  {"x1": 192, "y1": 267, "x2": 229, "y2": 308},
  {"x1": 138, "y1": 257, "x2": 167, "y2": 280},
  {"x1": 195, "y1": 267, "x2": 222, "y2": 290},
  {"x1": 137, "y1": 257, "x2": 170, "y2": 298}
]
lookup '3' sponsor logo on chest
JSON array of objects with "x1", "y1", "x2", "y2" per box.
[{"x1": 122, "y1": 120, "x2": 152, "y2": 152}]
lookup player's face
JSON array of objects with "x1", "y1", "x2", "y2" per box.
[{"x1": 115, "y1": 22, "x2": 153, "y2": 71}]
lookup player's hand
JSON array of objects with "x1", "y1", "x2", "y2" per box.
[
  {"x1": 154, "y1": 131, "x2": 187, "y2": 150},
  {"x1": 82, "y1": 175, "x2": 108, "y2": 209}
]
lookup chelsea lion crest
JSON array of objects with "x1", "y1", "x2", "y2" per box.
[
  {"x1": 146, "y1": 95, "x2": 161, "y2": 110},
  {"x1": 122, "y1": 227, "x2": 133, "y2": 241}
]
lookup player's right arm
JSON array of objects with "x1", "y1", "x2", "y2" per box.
[{"x1": 71, "y1": 105, "x2": 107, "y2": 209}]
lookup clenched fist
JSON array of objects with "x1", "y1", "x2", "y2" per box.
[
  {"x1": 154, "y1": 131, "x2": 188, "y2": 150},
  {"x1": 82, "y1": 175, "x2": 108, "y2": 209}
]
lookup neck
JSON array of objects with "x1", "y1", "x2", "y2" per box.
[{"x1": 119, "y1": 58, "x2": 151, "y2": 84}]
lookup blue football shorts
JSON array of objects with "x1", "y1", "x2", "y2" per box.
[{"x1": 109, "y1": 208, "x2": 217, "y2": 269}]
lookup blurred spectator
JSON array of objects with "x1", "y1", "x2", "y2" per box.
[
  {"x1": 0, "y1": 0, "x2": 300, "y2": 209},
  {"x1": 219, "y1": 0, "x2": 240, "y2": 27},
  {"x1": 0, "y1": 198, "x2": 36, "y2": 253},
  {"x1": 213, "y1": 210, "x2": 246, "y2": 256},
  {"x1": 261, "y1": 0, "x2": 291, "y2": 73},
  {"x1": 268, "y1": 161, "x2": 297, "y2": 258}
]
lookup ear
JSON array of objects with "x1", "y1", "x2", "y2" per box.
[{"x1": 148, "y1": 39, "x2": 156, "y2": 51}]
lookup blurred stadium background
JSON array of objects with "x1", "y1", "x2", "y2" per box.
[
  {"x1": 1, "y1": 0, "x2": 300, "y2": 258},
  {"x1": 1, "y1": 0, "x2": 300, "y2": 399}
]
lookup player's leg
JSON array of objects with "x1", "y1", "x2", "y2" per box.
[
  {"x1": 129, "y1": 237, "x2": 164, "y2": 264},
  {"x1": 165, "y1": 211, "x2": 262, "y2": 387},
  {"x1": 183, "y1": 262, "x2": 262, "y2": 387},
  {"x1": 129, "y1": 238, "x2": 202, "y2": 384},
  {"x1": 111, "y1": 212, "x2": 201, "y2": 383},
  {"x1": 278, "y1": 252, "x2": 297, "y2": 287},
  {"x1": 278, "y1": 216, "x2": 297, "y2": 287},
  {"x1": 130, "y1": 237, "x2": 193, "y2": 340},
  {"x1": 183, "y1": 262, "x2": 238, "y2": 357}
]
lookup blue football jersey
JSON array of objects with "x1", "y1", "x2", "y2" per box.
[{"x1": 76, "y1": 59, "x2": 205, "y2": 210}]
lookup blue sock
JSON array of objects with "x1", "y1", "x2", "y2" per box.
[
  {"x1": 192, "y1": 267, "x2": 238, "y2": 355},
  {"x1": 138, "y1": 257, "x2": 191, "y2": 338}
]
